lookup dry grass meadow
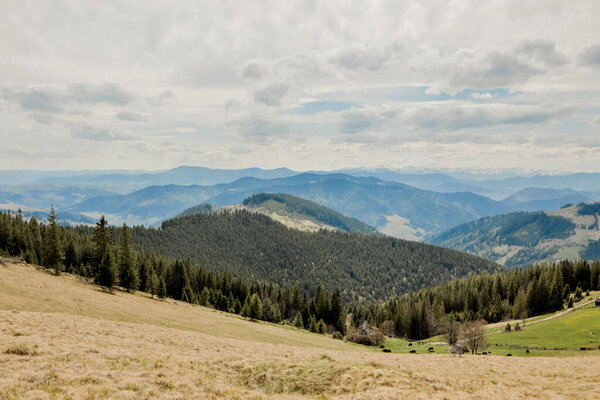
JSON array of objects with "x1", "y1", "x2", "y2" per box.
[{"x1": 1, "y1": 260, "x2": 599, "y2": 399}]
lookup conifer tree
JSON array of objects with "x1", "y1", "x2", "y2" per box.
[
  {"x1": 138, "y1": 261, "x2": 148, "y2": 292},
  {"x1": 591, "y1": 261, "x2": 600, "y2": 291},
  {"x1": 308, "y1": 314, "x2": 318, "y2": 332},
  {"x1": 241, "y1": 295, "x2": 251, "y2": 318},
  {"x1": 64, "y1": 239, "x2": 77, "y2": 273},
  {"x1": 199, "y1": 287, "x2": 210, "y2": 306},
  {"x1": 293, "y1": 311, "x2": 304, "y2": 328},
  {"x1": 317, "y1": 319, "x2": 327, "y2": 334},
  {"x1": 91, "y1": 216, "x2": 113, "y2": 276},
  {"x1": 117, "y1": 224, "x2": 139, "y2": 292},
  {"x1": 512, "y1": 288, "x2": 528, "y2": 319},
  {"x1": 157, "y1": 277, "x2": 167, "y2": 299},
  {"x1": 149, "y1": 268, "x2": 158, "y2": 298},
  {"x1": 95, "y1": 246, "x2": 118, "y2": 292},
  {"x1": 249, "y1": 293, "x2": 263, "y2": 320},
  {"x1": 182, "y1": 283, "x2": 196, "y2": 303},
  {"x1": 549, "y1": 268, "x2": 565, "y2": 312},
  {"x1": 42, "y1": 205, "x2": 63, "y2": 275}
]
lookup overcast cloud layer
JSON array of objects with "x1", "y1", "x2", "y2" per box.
[{"x1": 1, "y1": 0, "x2": 599, "y2": 172}]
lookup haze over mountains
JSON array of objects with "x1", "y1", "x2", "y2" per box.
[{"x1": 1, "y1": 166, "x2": 599, "y2": 242}]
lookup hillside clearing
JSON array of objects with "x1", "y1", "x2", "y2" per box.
[{"x1": 1, "y1": 261, "x2": 600, "y2": 399}]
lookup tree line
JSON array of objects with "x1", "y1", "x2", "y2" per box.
[
  {"x1": 350, "y1": 259, "x2": 600, "y2": 340},
  {"x1": 0, "y1": 209, "x2": 345, "y2": 335}
]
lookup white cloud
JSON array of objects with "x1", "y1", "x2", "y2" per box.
[{"x1": 0, "y1": 0, "x2": 599, "y2": 171}]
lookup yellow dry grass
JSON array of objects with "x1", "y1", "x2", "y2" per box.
[{"x1": 1, "y1": 261, "x2": 600, "y2": 399}]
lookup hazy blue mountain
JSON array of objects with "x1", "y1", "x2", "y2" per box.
[
  {"x1": 0, "y1": 185, "x2": 118, "y2": 209},
  {"x1": 0, "y1": 208, "x2": 96, "y2": 225},
  {"x1": 30, "y1": 166, "x2": 297, "y2": 192},
  {"x1": 70, "y1": 173, "x2": 508, "y2": 236},
  {"x1": 0, "y1": 169, "x2": 144, "y2": 186},
  {"x1": 501, "y1": 187, "x2": 593, "y2": 212},
  {"x1": 460, "y1": 173, "x2": 600, "y2": 199}
]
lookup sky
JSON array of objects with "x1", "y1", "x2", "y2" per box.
[{"x1": 1, "y1": 0, "x2": 599, "y2": 172}]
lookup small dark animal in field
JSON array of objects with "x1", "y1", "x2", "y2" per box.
[
  {"x1": 481, "y1": 352, "x2": 487, "y2": 355},
  {"x1": 379, "y1": 345, "x2": 385, "y2": 348},
  {"x1": 506, "y1": 354, "x2": 512, "y2": 356},
  {"x1": 408, "y1": 343, "x2": 412, "y2": 346},
  {"x1": 409, "y1": 349, "x2": 416, "y2": 354},
  {"x1": 526, "y1": 349, "x2": 530, "y2": 354},
  {"x1": 428, "y1": 347, "x2": 434, "y2": 352},
  {"x1": 382, "y1": 349, "x2": 391, "y2": 353}
]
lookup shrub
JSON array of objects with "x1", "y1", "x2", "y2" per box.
[
  {"x1": 345, "y1": 327, "x2": 385, "y2": 346},
  {"x1": 514, "y1": 322, "x2": 523, "y2": 331},
  {"x1": 332, "y1": 331, "x2": 343, "y2": 340},
  {"x1": 5, "y1": 344, "x2": 36, "y2": 356},
  {"x1": 505, "y1": 323, "x2": 512, "y2": 332}
]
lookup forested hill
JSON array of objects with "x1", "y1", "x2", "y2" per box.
[
  {"x1": 428, "y1": 203, "x2": 600, "y2": 267},
  {"x1": 241, "y1": 193, "x2": 377, "y2": 234},
  {"x1": 129, "y1": 210, "x2": 503, "y2": 302}
]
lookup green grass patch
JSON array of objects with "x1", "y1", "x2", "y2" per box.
[
  {"x1": 381, "y1": 337, "x2": 448, "y2": 354},
  {"x1": 488, "y1": 305, "x2": 600, "y2": 355}
]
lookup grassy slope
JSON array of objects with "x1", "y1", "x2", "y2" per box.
[
  {"x1": 2, "y1": 261, "x2": 600, "y2": 399},
  {"x1": 242, "y1": 193, "x2": 377, "y2": 234},
  {"x1": 0, "y1": 261, "x2": 346, "y2": 351},
  {"x1": 488, "y1": 304, "x2": 600, "y2": 356}
]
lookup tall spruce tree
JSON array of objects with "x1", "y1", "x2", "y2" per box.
[
  {"x1": 95, "y1": 246, "x2": 118, "y2": 292},
  {"x1": 157, "y1": 277, "x2": 167, "y2": 299},
  {"x1": 42, "y1": 205, "x2": 63, "y2": 275},
  {"x1": 117, "y1": 224, "x2": 139, "y2": 292},
  {"x1": 91, "y1": 216, "x2": 113, "y2": 277},
  {"x1": 549, "y1": 267, "x2": 565, "y2": 312},
  {"x1": 249, "y1": 293, "x2": 263, "y2": 320}
]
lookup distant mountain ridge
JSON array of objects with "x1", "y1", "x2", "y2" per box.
[
  {"x1": 69, "y1": 173, "x2": 509, "y2": 238},
  {"x1": 1, "y1": 166, "x2": 599, "y2": 239}
]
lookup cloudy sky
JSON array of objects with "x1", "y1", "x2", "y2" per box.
[{"x1": 1, "y1": 0, "x2": 599, "y2": 172}]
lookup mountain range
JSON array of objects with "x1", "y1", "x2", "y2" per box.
[{"x1": 1, "y1": 166, "x2": 599, "y2": 240}]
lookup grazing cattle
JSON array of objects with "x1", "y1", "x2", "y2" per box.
[
  {"x1": 481, "y1": 352, "x2": 487, "y2": 355},
  {"x1": 428, "y1": 347, "x2": 434, "y2": 352},
  {"x1": 506, "y1": 354, "x2": 512, "y2": 356},
  {"x1": 526, "y1": 349, "x2": 530, "y2": 354},
  {"x1": 382, "y1": 349, "x2": 391, "y2": 353},
  {"x1": 409, "y1": 349, "x2": 416, "y2": 354},
  {"x1": 408, "y1": 343, "x2": 412, "y2": 346},
  {"x1": 379, "y1": 345, "x2": 385, "y2": 348}
]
